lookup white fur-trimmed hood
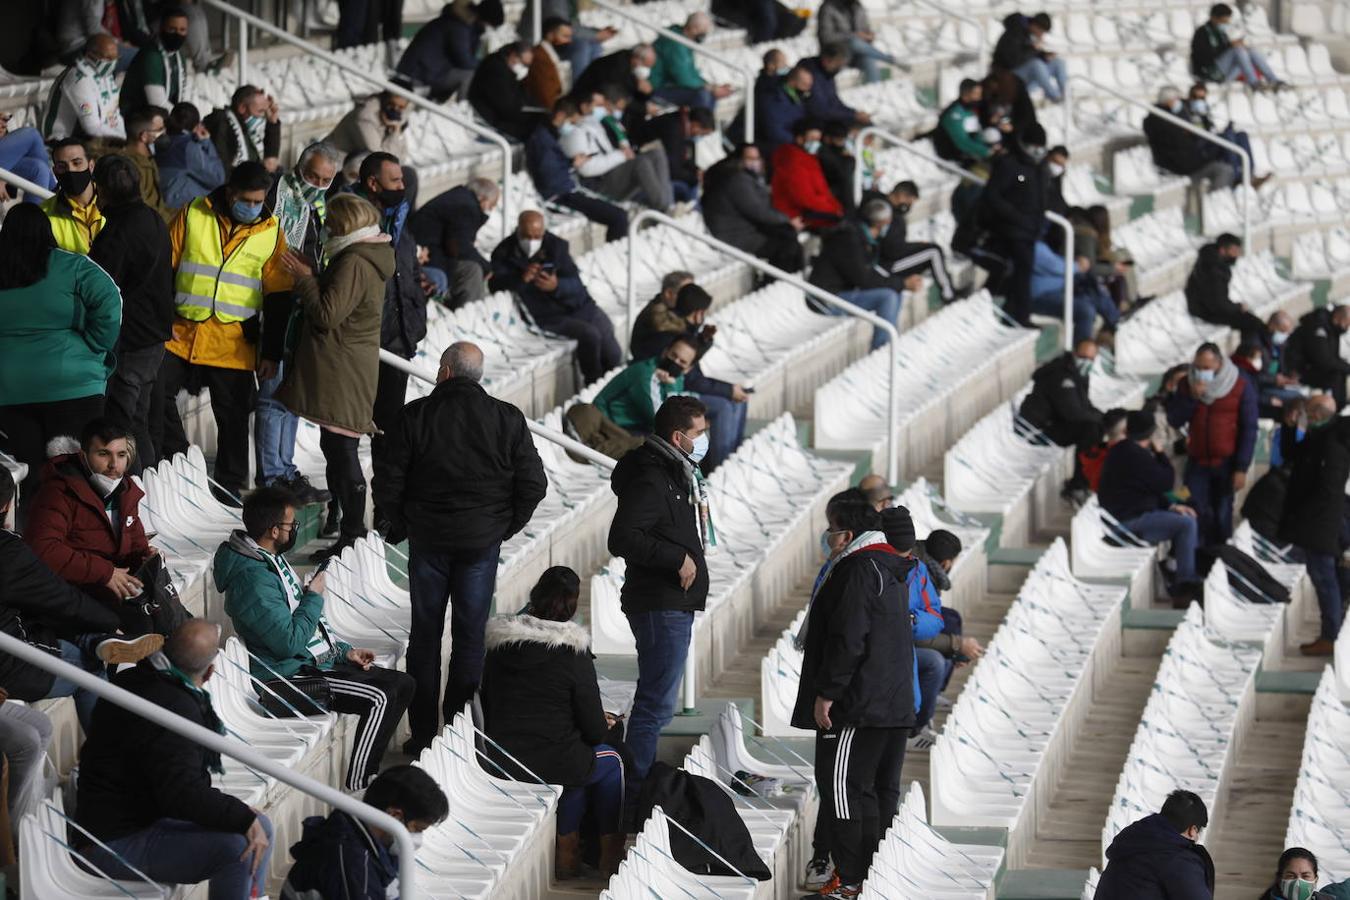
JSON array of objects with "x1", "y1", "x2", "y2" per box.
[
  {"x1": 45, "y1": 436, "x2": 80, "y2": 458},
  {"x1": 484, "y1": 614, "x2": 591, "y2": 654}
]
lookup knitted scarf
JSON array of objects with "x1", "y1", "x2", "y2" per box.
[
  {"x1": 226, "y1": 109, "x2": 265, "y2": 166},
  {"x1": 150, "y1": 655, "x2": 227, "y2": 774},
  {"x1": 273, "y1": 171, "x2": 328, "y2": 254},
  {"x1": 644, "y1": 436, "x2": 717, "y2": 549},
  {"x1": 1193, "y1": 356, "x2": 1240, "y2": 406}
]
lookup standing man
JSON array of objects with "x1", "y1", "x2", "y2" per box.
[
  {"x1": 607, "y1": 396, "x2": 711, "y2": 780},
  {"x1": 373, "y1": 343, "x2": 547, "y2": 756},
  {"x1": 119, "y1": 6, "x2": 189, "y2": 115},
  {"x1": 121, "y1": 107, "x2": 172, "y2": 220},
  {"x1": 41, "y1": 35, "x2": 126, "y2": 143},
  {"x1": 42, "y1": 139, "x2": 104, "y2": 254},
  {"x1": 1284, "y1": 305, "x2": 1350, "y2": 408},
  {"x1": 1095, "y1": 790, "x2": 1214, "y2": 900},
  {"x1": 980, "y1": 123, "x2": 1049, "y2": 326}
]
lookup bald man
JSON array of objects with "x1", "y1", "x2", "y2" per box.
[
  {"x1": 859, "y1": 474, "x2": 893, "y2": 511},
  {"x1": 373, "y1": 341, "x2": 548, "y2": 755},
  {"x1": 650, "y1": 12, "x2": 733, "y2": 111},
  {"x1": 489, "y1": 210, "x2": 622, "y2": 385},
  {"x1": 41, "y1": 34, "x2": 127, "y2": 142}
]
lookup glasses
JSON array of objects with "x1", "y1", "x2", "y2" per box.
[{"x1": 274, "y1": 521, "x2": 298, "y2": 531}]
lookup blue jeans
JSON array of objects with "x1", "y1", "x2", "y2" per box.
[
  {"x1": 83, "y1": 815, "x2": 273, "y2": 900},
  {"x1": 914, "y1": 647, "x2": 945, "y2": 730},
  {"x1": 1031, "y1": 280, "x2": 1119, "y2": 344},
  {"x1": 1217, "y1": 46, "x2": 1278, "y2": 84},
  {"x1": 624, "y1": 609, "x2": 694, "y2": 779},
  {"x1": 848, "y1": 35, "x2": 899, "y2": 84},
  {"x1": 1121, "y1": 510, "x2": 1199, "y2": 583},
  {"x1": 557, "y1": 744, "x2": 625, "y2": 834},
  {"x1": 46, "y1": 638, "x2": 106, "y2": 732},
  {"x1": 422, "y1": 265, "x2": 449, "y2": 296},
  {"x1": 836, "y1": 287, "x2": 903, "y2": 349},
  {"x1": 653, "y1": 85, "x2": 715, "y2": 111},
  {"x1": 406, "y1": 541, "x2": 501, "y2": 746},
  {"x1": 1306, "y1": 552, "x2": 1346, "y2": 641},
  {"x1": 695, "y1": 392, "x2": 747, "y2": 471},
  {"x1": 1013, "y1": 55, "x2": 1068, "y2": 101},
  {"x1": 0, "y1": 127, "x2": 55, "y2": 202},
  {"x1": 1184, "y1": 459, "x2": 1235, "y2": 547},
  {"x1": 253, "y1": 361, "x2": 299, "y2": 486}
]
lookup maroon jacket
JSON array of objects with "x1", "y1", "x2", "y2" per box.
[{"x1": 24, "y1": 454, "x2": 153, "y2": 605}]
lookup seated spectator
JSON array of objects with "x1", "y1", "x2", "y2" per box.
[
  {"x1": 521, "y1": 0, "x2": 617, "y2": 81},
  {"x1": 817, "y1": 120, "x2": 858, "y2": 216},
  {"x1": 41, "y1": 35, "x2": 126, "y2": 143},
  {"x1": 1191, "y1": 2, "x2": 1284, "y2": 89},
  {"x1": 1232, "y1": 338, "x2": 1301, "y2": 419},
  {"x1": 757, "y1": 64, "x2": 812, "y2": 161},
  {"x1": 119, "y1": 7, "x2": 188, "y2": 115},
  {"x1": 878, "y1": 506, "x2": 945, "y2": 751},
  {"x1": 44, "y1": 138, "x2": 103, "y2": 255},
  {"x1": 1079, "y1": 408, "x2": 1129, "y2": 493},
  {"x1": 1185, "y1": 233, "x2": 1264, "y2": 341},
  {"x1": 863, "y1": 179, "x2": 957, "y2": 302},
  {"x1": 1184, "y1": 82, "x2": 1270, "y2": 190},
  {"x1": 1257, "y1": 848, "x2": 1325, "y2": 900},
  {"x1": 396, "y1": 0, "x2": 485, "y2": 101},
  {"x1": 75, "y1": 620, "x2": 274, "y2": 899},
  {"x1": 573, "y1": 43, "x2": 656, "y2": 105},
  {"x1": 525, "y1": 17, "x2": 574, "y2": 110},
  {"x1": 410, "y1": 177, "x2": 498, "y2": 310},
  {"x1": 562, "y1": 91, "x2": 676, "y2": 213},
  {"x1": 285, "y1": 765, "x2": 449, "y2": 899},
  {"x1": 702, "y1": 143, "x2": 805, "y2": 272},
  {"x1": 1019, "y1": 339, "x2": 1105, "y2": 492},
  {"x1": 1030, "y1": 233, "x2": 1120, "y2": 343},
  {"x1": 0, "y1": 114, "x2": 55, "y2": 205},
  {"x1": 326, "y1": 89, "x2": 410, "y2": 161},
  {"x1": 121, "y1": 107, "x2": 171, "y2": 220},
  {"x1": 1144, "y1": 86, "x2": 1235, "y2": 190},
  {"x1": 525, "y1": 99, "x2": 629, "y2": 243},
  {"x1": 807, "y1": 198, "x2": 905, "y2": 349},
  {"x1": 650, "y1": 13, "x2": 732, "y2": 111},
  {"x1": 490, "y1": 210, "x2": 621, "y2": 384},
  {"x1": 481, "y1": 566, "x2": 627, "y2": 878},
  {"x1": 468, "y1": 41, "x2": 540, "y2": 143},
  {"x1": 205, "y1": 85, "x2": 281, "y2": 175},
  {"x1": 0, "y1": 689, "x2": 53, "y2": 829},
  {"x1": 993, "y1": 11, "x2": 1066, "y2": 102},
  {"x1": 158, "y1": 102, "x2": 226, "y2": 211},
  {"x1": 817, "y1": 0, "x2": 899, "y2": 84},
  {"x1": 630, "y1": 270, "x2": 695, "y2": 357},
  {"x1": 217, "y1": 487, "x2": 415, "y2": 790},
  {"x1": 934, "y1": 78, "x2": 995, "y2": 167},
  {"x1": 917, "y1": 529, "x2": 963, "y2": 597},
  {"x1": 713, "y1": 0, "x2": 805, "y2": 44},
  {"x1": 1097, "y1": 409, "x2": 1201, "y2": 601},
  {"x1": 1095, "y1": 790, "x2": 1214, "y2": 899},
  {"x1": 594, "y1": 336, "x2": 699, "y2": 434},
  {"x1": 1076, "y1": 204, "x2": 1138, "y2": 311},
  {"x1": 771, "y1": 119, "x2": 844, "y2": 232},
  {"x1": 564, "y1": 403, "x2": 644, "y2": 460},
  {"x1": 803, "y1": 44, "x2": 871, "y2": 129},
  {"x1": 1284, "y1": 304, "x2": 1350, "y2": 408},
  {"x1": 978, "y1": 70, "x2": 1034, "y2": 149}
]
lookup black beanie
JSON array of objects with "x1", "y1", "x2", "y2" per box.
[
  {"x1": 1126, "y1": 409, "x2": 1156, "y2": 442},
  {"x1": 881, "y1": 506, "x2": 916, "y2": 553},
  {"x1": 674, "y1": 283, "x2": 713, "y2": 316},
  {"x1": 924, "y1": 529, "x2": 962, "y2": 564}
]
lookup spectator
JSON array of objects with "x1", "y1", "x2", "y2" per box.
[
  {"x1": 42, "y1": 138, "x2": 105, "y2": 254},
  {"x1": 608, "y1": 395, "x2": 710, "y2": 778},
  {"x1": 1164, "y1": 342, "x2": 1258, "y2": 546},
  {"x1": 650, "y1": 12, "x2": 732, "y2": 111},
  {"x1": 0, "y1": 205, "x2": 118, "y2": 507},
  {"x1": 1191, "y1": 3, "x2": 1283, "y2": 89},
  {"x1": 54, "y1": 0, "x2": 113, "y2": 61},
  {"x1": 771, "y1": 119, "x2": 844, "y2": 232},
  {"x1": 1144, "y1": 86, "x2": 1236, "y2": 190},
  {"x1": 88, "y1": 156, "x2": 174, "y2": 471},
  {"x1": 119, "y1": 6, "x2": 188, "y2": 115},
  {"x1": 562, "y1": 91, "x2": 676, "y2": 214},
  {"x1": 994, "y1": 11, "x2": 1066, "y2": 102},
  {"x1": 808, "y1": 199, "x2": 905, "y2": 349},
  {"x1": 1278, "y1": 395, "x2": 1350, "y2": 657},
  {"x1": 803, "y1": 44, "x2": 871, "y2": 128},
  {"x1": 75, "y1": 620, "x2": 275, "y2": 899},
  {"x1": 756, "y1": 63, "x2": 812, "y2": 160},
  {"x1": 410, "y1": 178, "x2": 498, "y2": 309},
  {"x1": 857, "y1": 473, "x2": 892, "y2": 511},
  {"x1": 1044, "y1": 144, "x2": 1070, "y2": 217},
  {"x1": 594, "y1": 336, "x2": 698, "y2": 434},
  {"x1": 934, "y1": 79, "x2": 994, "y2": 167},
  {"x1": 158, "y1": 162, "x2": 293, "y2": 507},
  {"x1": 336, "y1": 0, "x2": 403, "y2": 56},
  {"x1": 0, "y1": 114, "x2": 55, "y2": 204},
  {"x1": 520, "y1": 0, "x2": 618, "y2": 80},
  {"x1": 817, "y1": 0, "x2": 899, "y2": 84},
  {"x1": 1239, "y1": 310, "x2": 1304, "y2": 415},
  {"x1": 0, "y1": 689, "x2": 53, "y2": 829},
  {"x1": 175, "y1": 0, "x2": 231, "y2": 73},
  {"x1": 526, "y1": 99, "x2": 629, "y2": 243},
  {"x1": 1030, "y1": 232, "x2": 1120, "y2": 343},
  {"x1": 572, "y1": 43, "x2": 656, "y2": 109},
  {"x1": 468, "y1": 42, "x2": 539, "y2": 142},
  {"x1": 41, "y1": 35, "x2": 126, "y2": 143},
  {"x1": 480, "y1": 567, "x2": 627, "y2": 878},
  {"x1": 1184, "y1": 83, "x2": 1270, "y2": 190},
  {"x1": 702, "y1": 143, "x2": 805, "y2": 272},
  {"x1": 791, "y1": 491, "x2": 913, "y2": 899},
  {"x1": 158, "y1": 102, "x2": 226, "y2": 211},
  {"x1": 326, "y1": 89, "x2": 410, "y2": 161},
  {"x1": 373, "y1": 342, "x2": 548, "y2": 756},
  {"x1": 1185, "y1": 233, "x2": 1265, "y2": 340},
  {"x1": 1079, "y1": 408, "x2": 1130, "y2": 493},
  {"x1": 878, "y1": 505, "x2": 944, "y2": 751},
  {"x1": 1095, "y1": 789, "x2": 1214, "y2": 899},
  {"x1": 217, "y1": 487, "x2": 413, "y2": 789},
  {"x1": 863, "y1": 180, "x2": 957, "y2": 302},
  {"x1": 712, "y1": 0, "x2": 804, "y2": 44},
  {"x1": 489, "y1": 209, "x2": 622, "y2": 384},
  {"x1": 1282, "y1": 304, "x2": 1350, "y2": 408},
  {"x1": 916, "y1": 529, "x2": 964, "y2": 601},
  {"x1": 205, "y1": 85, "x2": 281, "y2": 175},
  {"x1": 1258, "y1": 848, "x2": 1322, "y2": 900},
  {"x1": 284, "y1": 765, "x2": 449, "y2": 900},
  {"x1": 121, "y1": 107, "x2": 171, "y2": 220},
  {"x1": 1019, "y1": 339, "x2": 1105, "y2": 500},
  {"x1": 524, "y1": 17, "x2": 574, "y2": 110},
  {"x1": 980, "y1": 122, "x2": 1049, "y2": 326},
  {"x1": 396, "y1": 0, "x2": 485, "y2": 101},
  {"x1": 1077, "y1": 204, "x2": 1138, "y2": 311},
  {"x1": 630, "y1": 270, "x2": 696, "y2": 356},
  {"x1": 818, "y1": 120, "x2": 858, "y2": 216},
  {"x1": 979, "y1": 69, "x2": 1036, "y2": 147}
]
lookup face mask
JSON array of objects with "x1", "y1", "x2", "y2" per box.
[
  {"x1": 1249, "y1": 354, "x2": 1263, "y2": 370},
  {"x1": 1280, "y1": 879, "x2": 1315, "y2": 900},
  {"x1": 590, "y1": 106, "x2": 608, "y2": 123},
  {"x1": 378, "y1": 187, "x2": 406, "y2": 208},
  {"x1": 519, "y1": 237, "x2": 542, "y2": 257},
  {"x1": 1075, "y1": 356, "x2": 1094, "y2": 376},
  {"x1": 1273, "y1": 330, "x2": 1290, "y2": 346},
  {"x1": 296, "y1": 173, "x2": 330, "y2": 202},
  {"x1": 88, "y1": 472, "x2": 122, "y2": 497},
  {"x1": 1192, "y1": 366, "x2": 1216, "y2": 383},
  {"x1": 1218, "y1": 22, "x2": 1232, "y2": 36},
  {"x1": 776, "y1": 66, "x2": 790, "y2": 76},
  {"x1": 231, "y1": 199, "x2": 263, "y2": 223},
  {"x1": 407, "y1": 832, "x2": 425, "y2": 852},
  {"x1": 684, "y1": 431, "x2": 709, "y2": 463},
  {"x1": 1025, "y1": 145, "x2": 1047, "y2": 163},
  {"x1": 56, "y1": 169, "x2": 92, "y2": 197},
  {"x1": 1190, "y1": 99, "x2": 1209, "y2": 115},
  {"x1": 875, "y1": 223, "x2": 890, "y2": 240},
  {"x1": 744, "y1": 159, "x2": 763, "y2": 175},
  {"x1": 693, "y1": 32, "x2": 707, "y2": 43},
  {"x1": 246, "y1": 114, "x2": 265, "y2": 129},
  {"x1": 276, "y1": 524, "x2": 298, "y2": 555},
  {"x1": 1169, "y1": 100, "x2": 1184, "y2": 114},
  {"x1": 895, "y1": 202, "x2": 911, "y2": 216},
  {"x1": 1047, "y1": 161, "x2": 1065, "y2": 177},
  {"x1": 803, "y1": 140, "x2": 821, "y2": 155},
  {"x1": 382, "y1": 103, "x2": 403, "y2": 121},
  {"x1": 511, "y1": 63, "x2": 530, "y2": 80},
  {"x1": 88, "y1": 56, "x2": 116, "y2": 78},
  {"x1": 160, "y1": 31, "x2": 186, "y2": 52},
  {"x1": 634, "y1": 65, "x2": 652, "y2": 80},
  {"x1": 820, "y1": 529, "x2": 833, "y2": 559},
  {"x1": 658, "y1": 357, "x2": 685, "y2": 377},
  {"x1": 559, "y1": 122, "x2": 577, "y2": 137}
]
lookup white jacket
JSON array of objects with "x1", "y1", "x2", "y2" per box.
[
  {"x1": 559, "y1": 117, "x2": 627, "y2": 178},
  {"x1": 41, "y1": 58, "x2": 126, "y2": 141}
]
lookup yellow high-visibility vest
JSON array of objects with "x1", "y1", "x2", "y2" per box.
[
  {"x1": 40, "y1": 194, "x2": 103, "y2": 254},
  {"x1": 174, "y1": 197, "x2": 279, "y2": 324}
]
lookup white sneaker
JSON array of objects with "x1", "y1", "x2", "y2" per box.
[
  {"x1": 95, "y1": 634, "x2": 164, "y2": 665},
  {"x1": 907, "y1": 726, "x2": 937, "y2": 751},
  {"x1": 935, "y1": 694, "x2": 954, "y2": 710},
  {"x1": 803, "y1": 856, "x2": 833, "y2": 891}
]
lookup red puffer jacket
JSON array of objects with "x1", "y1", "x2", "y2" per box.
[{"x1": 770, "y1": 143, "x2": 844, "y2": 230}]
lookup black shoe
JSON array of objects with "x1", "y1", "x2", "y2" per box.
[
  {"x1": 210, "y1": 484, "x2": 244, "y2": 508},
  {"x1": 309, "y1": 533, "x2": 361, "y2": 564},
  {"x1": 402, "y1": 737, "x2": 431, "y2": 758},
  {"x1": 320, "y1": 500, "x2": 341, "y2": 538},
  {"x1": 285, "y1": 474, "x2": 331, "y2": 505}
]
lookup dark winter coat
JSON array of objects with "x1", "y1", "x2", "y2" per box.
[
  {"x1": 572, "y1": 49, "x2": 648, "y2": 108},
  {"x1": 809, "y1": 220, "x2": 889, "y2": 294},
  {"x1": 1191, "y1": 22, "x2": 1231, "y2": 82},
  {"x1": 409, "y1": 185, "x2": 491, "y2": 275},
  {"x1": 861, "y1": 188, "x2": 912, "y2": 268},
  {"x1": 1284, "y1": 307, "x2": 1350, "y2": 394},
  {"x1": 1018, "y1": 352, "x2": 1103, "y2": 434},
  {"x1": 980, "y1": 148, "x2": 1047, "y2": 241},
  {"x1": 993, "y1": 13, "x2": 1038, "y2": 70},
  {"x1": 1097, "y1": 440, "x2": 1175, "y2": 523},
  {"x1": 1145, "y1": 108, "x2": 1209, "y2": 177},
  {"x1": 203, "y1": 107, "x2": 281, "y2": 175},
  {"x1": 87, "y1": 199, "x2": 175, "y2": 351},
  {"x1": 756, "y1": 79, "x2": 808, "y2": 159},
  {"x1": 525, "y1": 123, "x2": 578, "y2": 200},
  {"x1": 801, "y1": 57, "x2": 858, "y2": 126},
  {"x1": 348, "y1": 187, "x2": 426, "y2": 359},
  {"x1": 1185, "y1": 243, "x2": 1242, "y2": 326},
  {"x1": 634, "y1": 763, "x2": 772, "y2": 881},
  {"x1": 284, "y1": 810, "x2": 399, "y2": 900},
  {"x1": 816, "y1": 142, "x2": 857, "y2": 216},
  {"x1": 488, "y1": 230, "x2": 598, "y2": 326},
  {"x1": 468, "y1": 48, "x2": 536, "y2": 142},
  {"x1": 701, "y1": 161, "x2": 793, "y2": 255},
  {"x1": 395, "y1": 4, "x2": 482, "y2": 87},
  {"x1": 1094, "y1": 813, "x2": 1215, "y2": 900},
  {"x1": 1278, "y1": 418, "x2": 1350, "y2": 555}
]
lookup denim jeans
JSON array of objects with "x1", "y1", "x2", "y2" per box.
[
  {"x1": 1031, "y1": 280, "x2": 1119, "y2": 344},
  {"x1": 406, "y1": 541, "x2": 502, "y2": 746},
  {"x1": 1217, "y1": 46, "x2": 1278, "y2": 84},
  {"x1": 1306, "y1": 551, "x2": 1346, "y2": 641},
  {"x1": 556, "y1": 744, "x2": 625, "y2": 833},
  {"x1": 848, "y1": 35, "x2": 899, "y2": 84},
  {"x1": 83, "y1": 815, "x2": 273, "y2": 900},
  {"x1": 695, "y1": 392, "x2": 748, "y2": 471},
  {"x1": 1013, "y1": 55, "x2": 1068, "y2": 101},
  {"x1": 1184, "y1": 459, "x2": 1235, "y2": 547},
  {"x1": 46, "y1": 638, "x2": 106, "y2": 732},
  {"x1": 253, "y1": 360, "x2": 299, "y2": 486},
  {"x1": 914, "y1": 647, "x2": 945, "y2": 730},
  {"x1": 1121, "y1": 510, "x2": 1199, "y2": 583},
  {"x1": 625, "y1": 609, "x2": 694, "y2": 779},
  {"x1": 0, "y1": 127, "x2": 55, "y2": 202},
  {"x1": 835, "y1": 287, "x2": 903, "y2": 349},
  {"x1": 653, "y1": 85, "x2": 716, "y2": 111}
]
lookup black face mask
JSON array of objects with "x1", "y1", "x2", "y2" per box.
[
  {"x1": 658, "y1": 357, "x2": 684, "y2": 377},
  {"x1": 276, "y1": 525, "x2": 298, "y2": 555},
  {"x1": 56, "y1": 169, "x2": 92, "y2": 197},
  {"x1": 382, "y1": 104, "x2": 403, "y2": 121},
  {"x1": 160, "y1": 31, "x2": 186, "y2": 52},
  {"x1": 153, "y1": 133, "x2": 172, "y2": 156},
  {"x1": 377, "y1": 186, "x2": 406, "y2": 208},
  {"x1": 896, "y1": 202, "x2": 912, "y2": 216}
]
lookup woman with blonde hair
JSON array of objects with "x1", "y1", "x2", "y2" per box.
[{"x1": 277, "y1": 193, "x2": 394, "y2": 560}]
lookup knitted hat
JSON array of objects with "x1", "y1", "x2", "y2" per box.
[{"x1": 880, "y1": 506, "x2": 916, "y2": 553}]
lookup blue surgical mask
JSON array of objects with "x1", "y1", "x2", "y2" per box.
[
  {"x1": 231, "y1": 200, "x2": 264, "y2": 223},
  {"x1": 686, "y1": 431, "x2": 709, "y2": 463},
  {"x1": 559, "y1": 122, "x2": 577, "y2": 137},
  {"x1": 1190, "y1": 99, "x2": 1209, "y2": 116},
  {"x1": 590, "y1": 106, "x2": 607, "y2": 122},
  {"x1": 804, "y1": 140, "x2": 821, "y2": 155},
  {"x1": 1192, "y1": 366, "x2": 1216, "y2": 383},
  {"x1": 246, "y1": 114, "x2": 265, "y2": 129}
]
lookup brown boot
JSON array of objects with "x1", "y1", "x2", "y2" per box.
[
  {"x1": 555, "y1": 831, "x2": 582, "y2": 880},
  {"x1": 598, "y1": 833, "x2": 627, "y2": 876},
  {"x1": 1300, "y1": 638, "x2": 1335, "y2": 657}
]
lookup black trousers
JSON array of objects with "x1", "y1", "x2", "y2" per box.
[
  {"x1": 1038, "y1": 419, "x2": 1101, "y2": 488},
  {"x1": 557, "y1": 191, "x2": 630, "y2": 243},
  {"x1": 319, "y1": 430, "x2": 367, "y2": 541},
  {"x1": 370, "y1": 361, "x2": 408, "y2": 525},
  {"x1": 105, "y1": 344, "x2": 165, "y2": 474},
  {"x1": 812, "y1": 724, "x2": 909, "y2": 884},
  {"x1": 156, "y1": 354, "x2": 256, "y2": 497},
  {"x1": 888, "y1": 241, "x2": 955, "y2": 301},
  {"x1": 753, "y1": 227, "x2": 806, "y2": 273},
  {"x1": 323, "y1": 661, "x2": 415, "y2": 790},
  {"x1": 0, "y1": 394, "x2": 105, "y2": 514},
  {"x1": 540, "y1": 306, "x2": 623, "y2": 386},
  {"x1": 993, "y1": 237, "x2": 1037, "y2": 326}
]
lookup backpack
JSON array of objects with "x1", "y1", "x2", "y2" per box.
[
  {"x1": 634, "y1": 763, "x2": 772, "y2": 881},
  {"x1": 1216, "y1": 545, "x2": 1290, "y2": 604}
]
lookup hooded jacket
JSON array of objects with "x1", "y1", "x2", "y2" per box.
[
  {"x1": 1191, "y1": 22, "x2": 1232, "y2": 82},
  {"x1": 1284, "y1": 307, "x2": 1350, "y2": 394},
  {"x1": 87, "y1": 198, "x2": 176, "y2": 352},
  {"x1": 1094, "y1": 813, "x2": 1215, "y2": 900},
  {"x1": 157, "y1": 132, "x2": 227, "y2": 212},
  {"x1": 771, "y1": 143, "x2": 844, "y2": 230},
  {"x1": 608, "y1": 438, "x2": 710, "y2": 614},
  {"x1": 1019, "y1": 352, "x2": 1103, "y2": 434},
  {"x1": 1185, "y1": 243, "x2": 1242, "y2": 327},
  {"x1": 479, "y1": 614, "x2": 609, "y2": 786},
  {"x1": 284, "y1": 810, "x2": 399, "y2": 900}
]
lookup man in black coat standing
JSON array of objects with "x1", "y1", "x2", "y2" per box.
[
  {"x1": 409, "y1": 178, "x2": 499, "y2": 310},
  {"x1": 979, "y1": 123, "x2": 1049, "y2": 326},
  {"x1": 607, "y1": 395, "x2": 710, "y2": 781},
  {"x1": 373, "y1": 342, "x2": 548, "y2": 754},
  {"x1": 1185, "y1": 233, "x2": 1264, "y2": 340},
  {"x1": 1284, "y1": 305, "x2": 1350, "y2": 408},
  {"x1": 1019, "y1": 338, "x2": 1104, "y2": 499},
  {"x1": 1095, "y1": 790, "x2": 1215, "y2": 900}
]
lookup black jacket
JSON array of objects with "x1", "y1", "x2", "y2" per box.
[
  {"x1": 790, "y1": 545, "x2": 916, "y2": 730},
  {"x1": 1278, "y1": 418, "x2": 1350, "y2": 555},
  {"x1": 817, "y1": 143, "x2": 857, "y2": 216},
  {"x1": 572, "y1": 49, "x2": 646, "y2": 108},
  {"x1": 203, "y1": 108, "x2": 281, "y2": 174},
  {"x1": 75, "y1": 661, "x2": 256, "y2": 844},
  {"x1": 410, "y1": 185, "x2": 490, "y2": 275},
  {"x1": 1144, "y1": 108, "x2": 1208, "y2": 177},
  {"x1": 469, "y1": 47, "x2": 536, "y2": 142},
  {"x1": 1185, "y1": 243, "x2": 1242, "y2": 326},
  {"x1": 992, "y1": 13, "x2": 1038, "y2": 70},
  {"x1": 0, "y1": 530, "x2": 120, "y2": 700},
  {"x1": 488, "y1": 230, "x2": 598, "y2": 325},
  {"x1": 1019, "y1": 352, "x2": 1102, "y2": 433},
  {"x1": 861, "y1": 188, "x2": 914, "y2": 269},
  {"x1": 701, "y1": 161, "x2": 792, "y2": 255},
  {"x1": 809, "y1": 220, "x2": 890, "y2": 295},
  {"x1": 1097, "y1": 439, "x2": 1175, "y2": 523},
  {"x1": 285, "y1": 811, "x2": 398, "y2": 900},
  {"x1": 87, "y1": 199, "x2": 175, "y2": 352},
  {"x1": 629, "y1": 315, "x2": 734, "y2": 400},
  {"x1": 372, "y1": 377, "x2": 548, "y2": 550},
  {"x1": 1284, "y1": 307, "x2": 1350, "y2": 392},
  {"x1": 607, "y1": 438, "x2": 709, "y2": 614},
  {"x1": 395, "y1": 5, "x2": 482, "y2": 87},
  {"x1": 349, "y1": 188, "x2": 426, "y2": 358},
  {"x1": 480, "y1": 614, "x2": 608, "y2": 786},
  {"x1": 1095, "y1": 813, "x2": 1215, "y2": 900},
  {"x1": 634, "y1": 763, "x2": 772, "y2": 880},
  {"x1": 980, "y1": 148, "x2": 1047, "y2": 241},
  {"x1": 1190, "y1": 22, "x2": 1231, "y2": 82}
]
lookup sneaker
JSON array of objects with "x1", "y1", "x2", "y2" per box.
[
  {"x1": 907, "y1": 725, "x2": 937, "y2": 751},
  {"x1": 96, "y1": 634, "x2": 164, "y2": 665},
  {"x1": 803, "y1": 857, "x2": 833, "y2": 892},
  {"x1": 936, "y1": 693, "x2": 954, "y2": 710},
  {"x1": 285, "y1": 474, "x2": 332, "y2": 505},
  {"x1": 815, "y1": 876, "x2": 862, "y2": 899},
  {"x1": 1300, "y1": 638, "x2": 1334, "y2": 657}
]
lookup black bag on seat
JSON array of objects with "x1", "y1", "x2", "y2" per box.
[
  {"x1": 634, "y1": 762, "x2": 772, "y2": 881},
  {"x1": 1217, "y1": 545, "x2": 1291, "y2": 604}
]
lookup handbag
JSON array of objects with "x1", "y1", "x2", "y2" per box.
[
  {"x1": 127, "y1": 554, "x2": 192, "y2": 636},
  {"x1": 257, "y1": 665, "x2": 333, "y2": 717}
]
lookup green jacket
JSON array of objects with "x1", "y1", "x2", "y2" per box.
[
  {"x1": 213, "y1": 530, "x2": 352, "y2": 682},
  {"x1": 939, "y1": 102, "x2": 991, "y2": 161},
  {"x1": 0, "y1": 248, "x2": 120, "y2": 405},
  {"x1": 651, "y1": 27, "x2": 705, "y2": 90},
  {"x1": 593, "y1": 356, "x2": 685, "y2": 433},
  {"x1": 119, "y1": 45, "x2": 185, "y2": 114}
]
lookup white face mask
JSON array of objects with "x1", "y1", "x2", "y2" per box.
[
  {"x1": 1047, "y1": 161, "x2": 1065, "y2": 177},
  {"x1": 519, "y1": 237, "x2": 543, "y2": 257},
  {"x1": 511, "y1": 63, "x2": 529, "y2": 80},
  {"x1": 633, "y1": 65, "x2": 651, "y2": 80},
  {"x1": 683, "y1": 431, "x2": 709, "y2": 463},
  {"x1": 407, "y1": 832, "x2": 424, "y2": 852},
  {"x1": 1273, "y1": 330, "x2": 1290, "y2": 346},
  {"x1": 590, "y1": 106, "x2": 608, "y2": 122},
  {"x1": 89, "y1": 472, "x2": 123, "y2": 497}
]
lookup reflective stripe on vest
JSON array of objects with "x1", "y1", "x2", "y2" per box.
[{"x1": 174, "y1": 197, "x2": 279, "y2": 324}]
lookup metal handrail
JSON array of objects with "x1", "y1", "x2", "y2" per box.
[
  {"x1": 0, "y1": 630, "x2": 421, "y2": 896},
  {"x1": 199, "y1": 0, "x2": 515, "y2": 241},
  {"x1": 853, "y1": 126, "x2": 1076, "y2": 351},
  {"x1": 590, "y1": 0, "x2": 756, "y2": 143},
  {"x1": 1063, "y1": 73, "x2": 1250, "y2": 248}
]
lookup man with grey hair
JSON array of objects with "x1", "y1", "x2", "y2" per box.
[
  {"x1": 807, "y1": 198, "x2": 905, "y2": 349},
  {"x1": 373, "y1": 341, "x2": 548, "y2": 756},
  {"x1": 650, "y1": 11, "x2": 732, "y2": 111},
  {"x1": 1143, "y1": 85, "x2": 1234, "y2": 189},
  {"x1": 410, "y1": 177, "x2": 501, "y2": 309}
]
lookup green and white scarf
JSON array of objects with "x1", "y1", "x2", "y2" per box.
[{"x1": 273, "y1": 170, "x2": 328, "y2": 259}]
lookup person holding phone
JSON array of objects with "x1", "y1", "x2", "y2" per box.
[{"x1": 592, "y1": 335, "x2": 699, "y2": 435}]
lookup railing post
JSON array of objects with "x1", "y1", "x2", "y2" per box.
[
  {"x1": 1046, "y1": 211, "x2": 1075, "y2": 352},
  {"x1": 237, "y1": 14, "x2": 248, "y2": 86}
]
